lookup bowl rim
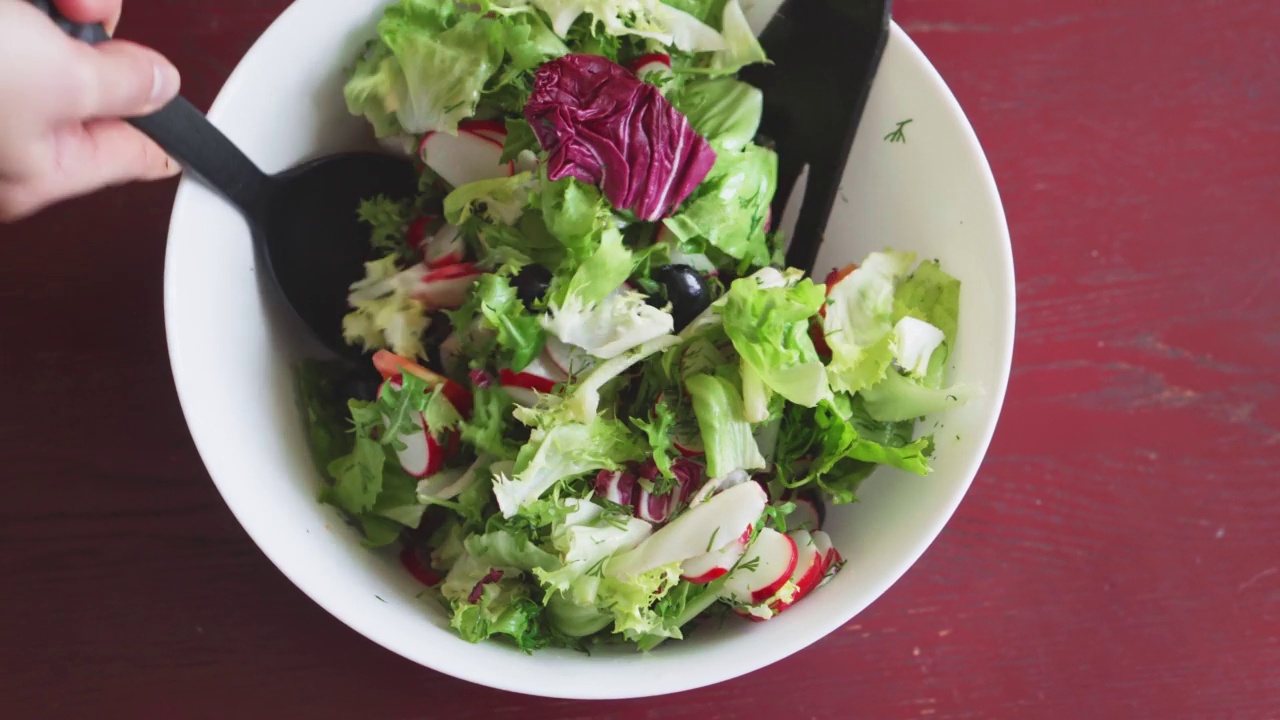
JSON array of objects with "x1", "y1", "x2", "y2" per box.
[{"x1": 163, "y1": 13, "x2": 1014, "y2": 698}]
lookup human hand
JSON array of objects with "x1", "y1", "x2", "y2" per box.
[{"x1": 0, "y1": 0, "x2": 181, "y2": 222}]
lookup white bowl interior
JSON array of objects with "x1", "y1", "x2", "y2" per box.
[{"x1": 164, "y1": 0, "x2": 1013, "y2": 699}]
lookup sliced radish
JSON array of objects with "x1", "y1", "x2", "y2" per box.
[
  {"x1": 681, "y1": 525, "x2": 751, "y2": 584},
  {"x1": 810, "y1": 530, "x2": 842, "y2": 587},
  {"x1": 371, "y1": 350, "x2": 472, "y2": 416},
  {"x1": 423, "y1": 223, "x2": 464, "y2": 268},
  {"x1": 419, "y1": 128, "x2": 513, "y2": 188},
  {"x1": 767, "y1": 530, "x2": 825, "y2": 614},
  {"x1": 594, "y1": 469, "x2": 639, "y2": 508},
  {"x1": 628, "y1": 53, "x2": 672, "y2": 79},
  {"x1": 418, "y1": 454, "x2": 486, "y2": 501},
  {"x1": 731, "y1": 531, "x2": 826, "y2": 620},
  {"x1": 379, "y1": 380, "x2": 447, "y2": 478},
  {"x1": 608, "y1": 480, "x2": 767, "y2": 579},
  {"x1": 497, "y1": 352, "x2": 567, "y2": 405},
  {"x1": 409, "y1": 262, "x2": 481, "y2": 309},
  {"x1": 458, "y1": 119, "x2": 509, "y2": 145},
  {"x1": 405, "y1": 215, "x2": 438, "y2": 250},
  {"x1": 778, "y1": 490, "x2": 824, "y2": 532},
  {"x1": 688, "y1": 469, "x2": 750, "y2": 508},
  {"x1": 543, "y1": 335, "x2": 595, "y2": 376},
  {"x1": 400, "y1": 546, "x2": 442, "y2": 587},
  {"x1": 501, "y1": 385, "x2": 539, "y2": 407},
  {"x1": 723, "y1": 528, "x2": 798, "y2": 605}
]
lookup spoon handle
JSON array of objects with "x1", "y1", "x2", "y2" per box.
[{"x1": 28, "y1": 0, "x2": 273, "y2": 215}]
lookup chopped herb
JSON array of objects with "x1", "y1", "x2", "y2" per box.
[{"x1": 884, "y1": 118, "x2": 913, "y2": 143}]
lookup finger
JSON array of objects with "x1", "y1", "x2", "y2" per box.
[
  {"x1": 53, "y1": 0, "x2": 122, "y2": 34},
  {"x1": 70, "y1": 40, "x2": 180, "y2": 120},
  {"x1": 2, "y1": 119, "x2": 180, "y2": 220}
]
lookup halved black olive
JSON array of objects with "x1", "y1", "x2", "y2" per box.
[
  {"x1": 512, "y1": 264, "x2": 552, "y2": 309},
  {"x1": 650, "y1": 264, "x2": 710, "y2": 332}
]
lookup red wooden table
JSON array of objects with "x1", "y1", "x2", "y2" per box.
[{"x1": 2, "y1": 0, "x2": 1278, "y2": 717}]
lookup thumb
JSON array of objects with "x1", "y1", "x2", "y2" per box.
[{"x1": 73, "y1": 40, "x2": 181, "y2": 119}]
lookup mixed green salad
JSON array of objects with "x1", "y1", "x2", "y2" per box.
[{"x1": 298, "y1": 0, "x2": 976, "y2": 653}]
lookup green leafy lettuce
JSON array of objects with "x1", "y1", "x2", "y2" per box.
[
  {"x1": 685, "y1": 373, "x2": 765, "y2": 479},
  {"x1": 662, "y1": 143, "x2": 776, "y2": 268}
]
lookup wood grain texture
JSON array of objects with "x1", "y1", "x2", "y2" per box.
[{"x1": 1, "y1": 0, "x2": 1278, "y2": 717}]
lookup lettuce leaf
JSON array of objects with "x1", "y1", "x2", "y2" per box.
[
  {"x1": 544, "y1": 289, "x2": 675, "y2": 362},
  {"x1": 892, "y1": 259, "x2": 961, "y2": 387},
  {"x1": 721, "y1": 272, "x2": 832, "y2": 408},
  {"x1": 528, "y1": 0, "x2": 726, "y2": 51},
  {"x1": 460, "y1": 383, "x2": 522, "y2": 460},
  {"x1": 444, "y1": 172, "x2": 536, "y2": 224},
  {"x1": 859, "y1": 370, "x2": 982, "y2": 423},
  {"x1": 774, "y1": 394, "x2": 933, "y2": 503},
  {"x1": 685, "y1": 373, "x2": 765, "y2": 479},
  {"x1": 564, "y1": 334, "x2": 681, "y2": 422},
  {"x1": 823, "y1": 250, "x2": 916, "y2": 393},
  {"x1": 448, "y1": 575, "x2": 551, "y2": 652},
  {"x1": 345, "y1": 0, "x2": 504, "y2": 135},
  {"x1": 709, "y1": 0, "x2": 766, "y2": 71},
  {"x1": 492, "y1": 419, "x2": 645, "y2": 516},
  {"x1": 671, "y1": 76, "x2": 762, "y2": 152},
  {"x1": 342, "y1": 255, "x2": 431, "y2": 359},
  {"x1": 554, "y1": 226, "x2": 633, "y2": 307},
  {"x1": 662, "y1": 143, "x2": 776, "y2": 267},
  {"x1": 450, "y1": 272, "x2": 546, "y2": 371}
]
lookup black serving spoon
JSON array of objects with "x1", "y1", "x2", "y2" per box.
[
  {"x1": 31, "y1": 0, "x2": 418, "y2": 358},
  {"x1": 740, "y1": 0, "x2": 893, "y2": 274}
]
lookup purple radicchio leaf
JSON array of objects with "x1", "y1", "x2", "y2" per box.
[{"x1": 524, "y1": 54, "x2": 717, "y2": 221}]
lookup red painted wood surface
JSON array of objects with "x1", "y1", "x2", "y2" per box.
[{"x1": 1, "y1": 0, "x2": 1278, "y2": 717}]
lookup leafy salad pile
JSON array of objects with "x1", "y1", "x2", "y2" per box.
[{"x1": 298, "y1": 0, "x2": 977, "y2": 653}]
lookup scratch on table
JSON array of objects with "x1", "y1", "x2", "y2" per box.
[{"x1": 1238, "y1": 567, "x2": 1278, "y2": 594}]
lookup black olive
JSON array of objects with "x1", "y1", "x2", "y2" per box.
[
  {"x1": 337, "y1": 360, "x2": 382, "y2": 403},
  {"x1": 512, "y1": 264, "x2": 552, "y2": 309},
  {"x1": 650, "y1": 264, "x2": 711, "y2": 332}
]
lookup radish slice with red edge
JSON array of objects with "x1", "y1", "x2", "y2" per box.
[
  {"x1": 767, "y1": 530, "x2": 825, "y2": 614},
  {"x1": 458, "y1": 119, "x2": 509, "y2": 145},
  {"x1": 498, "y1": 354, "x2": 566, "y2": 405},
  {"x1": 628, "y1": 53, "x2": 672, "y2": 78},
  {"x1": 378, "y1": 380, "x2": 447, "y2": 478},
  {"x1": 423, "y1": 223, "x2": 464, "y2": 268},
  {"x1": 419, "y1": 128, "x2": 514, "y2": 188},
  {"x1": 778, "y1": 490, "x2": 824, "y2": 532},
  {"x1": 722, "y1": 527, "x2": 798, "y2": 605},
  {"x1": 409, "y1": 263, "x2": 480, "y2": 309},
  {"x1": 406, "y1": 215, "x2": 438, "y2": 250},
  {"x1": 680, "y1": 524, "x2": 751, "y2": 584},
  {"x1": 399, "y1": 546, "x2": 442, "y2": 587}
]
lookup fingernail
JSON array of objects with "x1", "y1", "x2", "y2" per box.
[{"x1": 150, "y1": 61, "x2": 180, "y2": 107}]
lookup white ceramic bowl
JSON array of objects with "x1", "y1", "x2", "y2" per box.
[{"x1": 164, "y1": 0, "x2": 1014, "y2": 699}]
